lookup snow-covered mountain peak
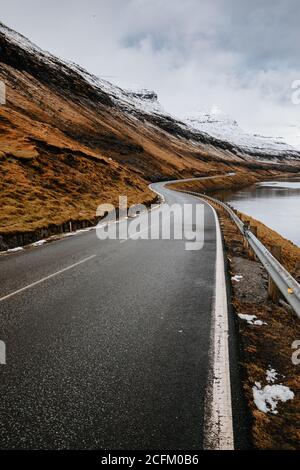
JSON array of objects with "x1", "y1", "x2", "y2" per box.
[
  {"x1": 186, "y1": 108, "x2": 238, "y2": 128},
  {"x1": 184, "y1": 108, "x2": 297, "y2": 157}
]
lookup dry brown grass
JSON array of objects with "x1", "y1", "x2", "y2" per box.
[
  {"x1": 0, "y1": 147, "x2": 155, "y2": 235},
  {"x1": 206, "y1": 200, "x2": 300, "y2": 449}
]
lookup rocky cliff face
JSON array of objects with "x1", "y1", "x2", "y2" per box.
[{"x1": 0, "y1": 21, "x2": 299, "y2": 236}]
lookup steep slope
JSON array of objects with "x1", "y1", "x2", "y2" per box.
[{"x1": 0, "y1": 21, "x2": 299, "y2": 241}]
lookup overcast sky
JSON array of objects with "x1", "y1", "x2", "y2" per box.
[{"x1": 1, "y1": 0, "x2": 300, "y2": 147}]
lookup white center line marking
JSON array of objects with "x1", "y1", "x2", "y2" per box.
[{"x1": 0, "y1": 255, "x2": 97, "y2": 303}]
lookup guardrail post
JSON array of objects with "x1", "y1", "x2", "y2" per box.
[
  {"x1": 243, "y1": 237, "x2": 249, "y2": 255},
  {"x1": 268, "y1": 245, "x2": 282, "y2": 303},
  {"x1": 241, "y1": 217, "x2": 250, "y2": 255},
  {"x1": 296, "y1": 262, "x2": 300, "y2": 281},
  {"x1": 248, "y1": 225, "x2": 258, "y2": 260}
]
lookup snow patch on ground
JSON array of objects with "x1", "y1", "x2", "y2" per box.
[
  {"x1": 231, "y1": 274, "x2": 243, "y2": 282},
  {"x1": 1, "y1": 226, "x2": 98, "y2": 255},
  {"x1": 31, "y1": 240, "x2": 47, "y2": 247},
  {"x1": 6, "y1": 247, "x2": 24, "y2": 253},
  {"x1": 266, "y1": 367, "x2": 279, "y2": 384},
  {"x1": 253, "y1": 382, "x2": 294, "y2": 415},
  {"x1": 238, "y1": 314, "x2": 267, "y2": 326}
]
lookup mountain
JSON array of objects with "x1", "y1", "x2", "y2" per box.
[
  {"x1": 185, "y1": 109, "x2": 299, "y2": 160},
  {"x1": 0, "y1": 21, "x2": 300, "y2": 239}
]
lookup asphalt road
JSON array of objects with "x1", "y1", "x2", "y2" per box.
[{"x1": 0, "y1": 182, "x2": 246, "y2": 450}]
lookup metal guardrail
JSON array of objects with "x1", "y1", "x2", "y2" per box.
[{"x1": 180, "y1": 190, "x2": 300, "y2": 319}]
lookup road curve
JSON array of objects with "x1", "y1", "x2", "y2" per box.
[{"x1": 0, "y1": 181, "x2": 247, "y2": 450}]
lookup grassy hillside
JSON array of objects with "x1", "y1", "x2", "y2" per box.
[{"x1": 0, "y1": 22, "x2": 299, "y2": 240}]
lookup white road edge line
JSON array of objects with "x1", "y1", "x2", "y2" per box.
[
  {"x1": 203, "y1": 201, "x2": 234, "y2": 450},
  {"x1": 0, "y1": 255, "x2": 97, "y2": 303},
  {"x1": 151, "y1": 183, "x2": 234, "y2": 448}
]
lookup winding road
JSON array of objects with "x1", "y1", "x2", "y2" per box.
[{"x1": 0, "y1": 181, "x2": 248, "y2": 450}]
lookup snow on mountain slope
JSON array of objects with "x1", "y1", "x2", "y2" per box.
[
  {"x1": 0, "y1": 21, "x2": 165, "y2": 117},
  {"x1": 1, "y1": 21, "x2": 299, "y2": 161},
  {"x1": 74, "y1": 63, "x2": 165, "y2": 115},
  {"x1": 185, "y1": 108, "x2": 298, "y2": 158}
]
